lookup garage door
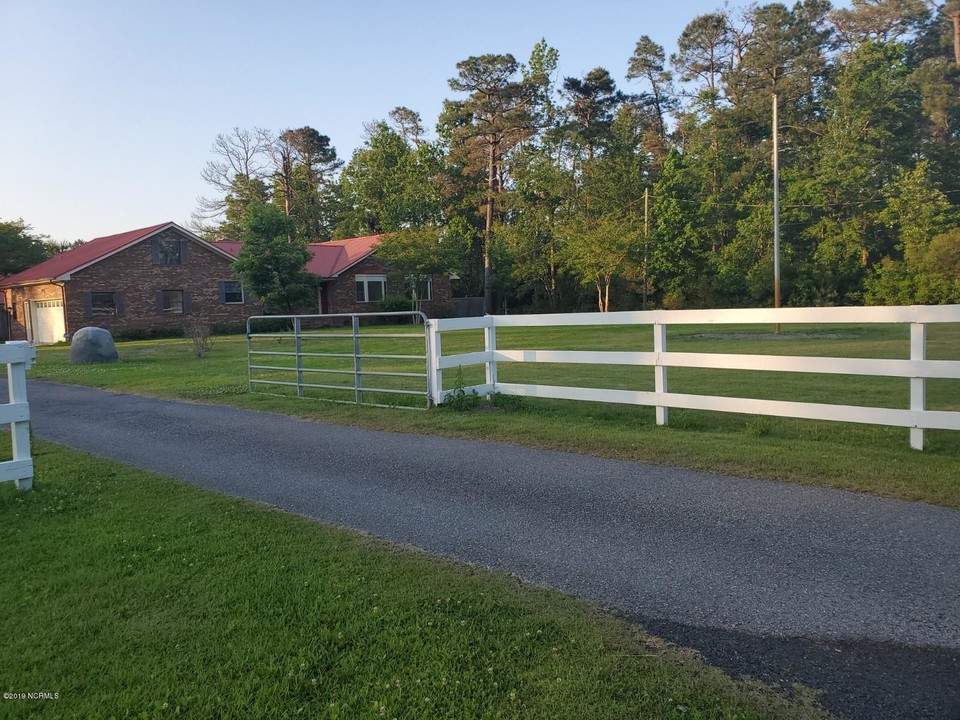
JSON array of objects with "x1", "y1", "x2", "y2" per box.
[{"x1": 30, "y1": 299, "x2": 66, "y2": 345}]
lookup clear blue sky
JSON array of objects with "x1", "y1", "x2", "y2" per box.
[{"x1": 1, "y1": 0, "x2": 839, "y2": 243}]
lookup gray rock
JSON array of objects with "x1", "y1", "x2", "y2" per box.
[{"x1": 70, "y1": 326, "x2": 119, "y2": 364}]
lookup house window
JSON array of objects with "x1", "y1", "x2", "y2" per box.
[
  {"x1": 160, "y1": 290, "x2": 184, "y2": 314},
  {"x1": 82, "y1": 291, "x2": 124, "y2": 318},
  {"x1": 220, "y1": 280, "x2": 244, "y2": 304},
  {"x1": 406, "y1": 275, "x2": 432, "y2": 302},
  {"x1": 91, "y1": 292, "x2": 118, "y2": 316},
  {"x1": 155, "y1": 239, "x2": 185, "y2": 265},
  {"x1": 355, "y1": 274, "x2": 387, "y2": 303}
]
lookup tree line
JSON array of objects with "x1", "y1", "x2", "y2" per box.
[{"x1": 196, "y1": 0, "x2": 960, "y2": 314}]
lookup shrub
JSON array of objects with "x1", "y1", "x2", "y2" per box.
[
  {"x1": 185, "y1": 317, "x2": 213, "y2": 358},
  {"x1": 112, "y1": 325, "x2": 185, "y2": 341}
]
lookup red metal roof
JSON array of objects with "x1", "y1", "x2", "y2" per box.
[
  {"x1": 214, "y1": 234, "x2": 382, "y2": 278},
  {"x1": 0, "y1": 222, "x2": 173, "y2": 287}
]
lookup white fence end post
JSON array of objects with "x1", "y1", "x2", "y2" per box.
[
  {"x1": 910, "y1": 322, "x2": 926, "y2": 451},
  {"x1": 654, "y1": 322, "x2": 668, "y2": 425},
  {"x1": 430, "y1": 321, "x2": 443, "y2": 406},
  {"x1": 6, "y1": 341, "x2": 36, "y2": 490}
]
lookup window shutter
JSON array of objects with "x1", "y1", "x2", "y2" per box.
[
  {"x1": 218, "y1": 281, "x2": 226, "y2": 303},
  {"x1": 180, "y1": 241, "x2": 189, "y2": 263},
  {"x1": 82, "y1": 292, "x2": 93, "y2": 318},
  {"x1": 151, "y1": 238, "x2": 160, "y2": 264},
  {"x1": 115, "y1": 292, "x2": 125, "y2": 317},
  {"x1": 182, "y1": 291, "x2": 193, "y2": 315},
  {"x1": 156, "y1": 290, "x2": 164, "y2": 314}
]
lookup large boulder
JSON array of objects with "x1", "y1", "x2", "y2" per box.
[{"x1": 70, "y1": 326, "x2": 119, "y2": 364}]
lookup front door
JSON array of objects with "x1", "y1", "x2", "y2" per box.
[{"x1": 319, "y1": 283, "x2": 330, "y2": 314}]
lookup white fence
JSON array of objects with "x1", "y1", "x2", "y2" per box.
[
  {"x1": 428, "y1": 305, "x2": 960, "y2": 450},
  {"x1": 1, "y1": 341, "x2": 36, "y2": 489}
]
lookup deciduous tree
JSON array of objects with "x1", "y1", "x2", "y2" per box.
[
  {"x1": 232, "y1": 202, "x2": 314, "y2": 314},
  {"x1": 0, "y1": 219, "x2": 49, "y2": 276}
]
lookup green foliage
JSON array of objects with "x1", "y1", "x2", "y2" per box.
[
  {"x1": 375, "y1": 225, "x2": 465, "y2": 278},
  {"x1": 232, "y1": 202, "x2": 315, "y2": 314},
  {"x1": 336, "y1": 122, "x2": 442, "y2": 237},
  {"x1": 0, "y1": 219, "x2": 50, "y2": 276},
  {"x1": 442, "y1": 366, "x2": 481, "y2": 411},
  {"x1": 111, "y1": 326, "x2": 186, "y2": 341},
  {"x1": 865, "y1": 229, "x2": 960, "y2": 304},
  {"x1": 192, "y1": 9, "x2": 960, "y2": 314},
  {"x1": 490, "y1": 392, "x2": 524, "y2": 411},
  {"x1": 559, "y1": 213, "x2": 640, "y2": 312},
  {"x1": 376, "y1": 295, "x2": 414, "y2": 316},
  {"x1": 194, "y1": 126, "x2": 343, "y2": 244}
]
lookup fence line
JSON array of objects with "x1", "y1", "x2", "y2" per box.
[
  {"x1": 1, "y1": 341, "x2": 36, "y2": 490},
  {"x1": 429, "y1": 306, "x2": 960, "y2": 450}
]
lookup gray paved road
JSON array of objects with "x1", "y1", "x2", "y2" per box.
[{"x1": 18, "y1": 381, "x2": 960, "y2": 718}]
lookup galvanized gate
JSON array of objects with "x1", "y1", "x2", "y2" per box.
[{"x1": 246, "y1": 312, "x2": 433, "y2": 409}]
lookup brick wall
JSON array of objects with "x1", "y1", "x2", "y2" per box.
[
  {"x1": 5, "y1": 284, "x2": 64, "y2": 341},
  {"x1": 3, "y1": 228, "x2": 260, "y2": 341},
  {"x1": 65, "y1": 228, "x2": 260, "y2": 334},
  {"x1": 328, "y1": 259, "x2": 453, "y2": 317}
]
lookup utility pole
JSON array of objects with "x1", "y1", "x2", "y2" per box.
[
  {"x1": 643, "y1": 186, "x2": 649, "y2": 311},
  {"x1": 772, "y1": 91, "x2": 781, "y2": 334}
]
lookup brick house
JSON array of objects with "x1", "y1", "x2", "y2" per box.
[
  {"x1": 0, "y1": 222, "x2": 259, "y2": 344},
  {"x1": 213, "y1": 234, "x2": 453, "y2": 317},
  {"x1": 1, "y1": 223, "x2": 453, "y2": 344}
]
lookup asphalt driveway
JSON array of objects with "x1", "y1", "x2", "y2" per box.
[{"x1": 17, "y1": 380, "x2": 960, "y2": 719}]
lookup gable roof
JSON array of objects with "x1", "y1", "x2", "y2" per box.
[
  {"x1": 213, "y1": 234, "x2": 383, "y2": 279},
  {"x1": 0, "y1": 222, "x2": 236, "y2": 288}
]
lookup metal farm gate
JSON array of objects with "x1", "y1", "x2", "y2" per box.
[{"x1": 246, "y1": 312, "x2": 433, "y2": 409}]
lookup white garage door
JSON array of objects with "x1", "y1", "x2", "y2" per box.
[{"x1": 30, "y1": 299, "x2": 66, "y2": 345}]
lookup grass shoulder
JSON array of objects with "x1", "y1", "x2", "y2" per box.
[{"x1": 0, "y1": 442, "x2": 833, "y2": 719}]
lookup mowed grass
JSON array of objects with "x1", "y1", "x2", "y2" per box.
[
  {"x1": 0, "y1": 442, "x2": 833, "y2": 719},
  {"x1": 25, "y1": 320, "x2": 960, "y2": 508}
]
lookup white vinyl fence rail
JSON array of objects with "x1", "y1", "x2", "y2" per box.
[
  {"x1": 429, "y1": 305, "x2": 960, "y2": 450},
  {"x1": 1, "y1": 341, "x2": 37, "y2": 490}
]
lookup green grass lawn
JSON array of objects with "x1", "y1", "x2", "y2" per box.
[
  {"x1": 0, "y1": 443, "x2": 832, "y2": 719},
  {"x1": 24, "y1": 322, "x2": 960, "y2": 508}
]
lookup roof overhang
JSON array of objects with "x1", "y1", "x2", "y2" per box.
[
  {"x1": 327, "y1": 248, "x2": 378, "y2": 278},
  {"x1": 61, "y1": 222, "x2": 239, "y2": 278},
  {"x1": 0, "y1": 277, "x2": 60, "y2": 289}
]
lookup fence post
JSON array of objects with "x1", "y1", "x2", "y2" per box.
[
  {"x1": 654, "y1": 322, "x2": 668, "y2": 425},
  {"x1": 424, "y1": 320, "x2": 435, "y2": 407},
  {"x1": 484, "y1": 317, "x2": 497, "y2": 391},
  {"x1": 352, "y1": 315, "x2": 363, "y2": 404},
  {"x1": 246, "y1": 317, "x2": 253, "y2": 393},
  {"x1": 7, "y1": 342, "x2": 36, "y2": 490},
  {"x1": 910, "y1": 322, "x2": 926, "y2": 450},
  {"x1": 430, "y1": 321, "x2": 443, "y2": 406},
  {"x1": 294, "y1": 316, "x2": 304, "y2": 399}
]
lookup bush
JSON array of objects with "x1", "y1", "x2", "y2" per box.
[
  {"x1": 185, "y1": 317, "x2": 213, "y2": 358},
  {"x1": 377, "y1": 294, "x2": 414, "y2": 311},
  {"x1": 376, "y1": 295, "x2": 416, "y2": 323},
  {"x1": 112, "y1": 325, "x2": 185, "y2": 341}
]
